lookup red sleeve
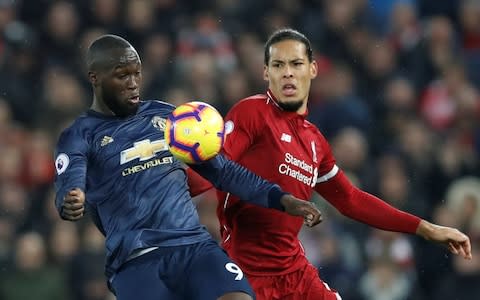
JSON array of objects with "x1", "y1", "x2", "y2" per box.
[
  {"x1": 222, "y1": 99, "x2": 263, "y2": 160},
  {"x1": 315, "y1": 170, "x2": 421, "y2": 233},
  {"x1": 186, "y1": 167, "x2": 213, "y2": 197}
]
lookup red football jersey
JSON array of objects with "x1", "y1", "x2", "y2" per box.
[{"x1": 217, "y1": 91, "x2": 337, "y2": 275}]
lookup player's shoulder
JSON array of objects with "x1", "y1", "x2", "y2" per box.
[
  {"x1": 303, "y1": 119, "x2": 321, "y2": 132},
  {"x1": 61, "y1": 111, "x2": 93, "y2": 133},
  {"x1": 304, "y1": 119, "x2": 330, "y2": 145},
  {"x1": 56, "y1": 111, "x2": 96, "y2": 145},
  {"x1": 230, "y1": 94, "x2": 270, "y2": 113},
  {"x1": 139, "y1": 100, "x2": 176, "y2": 114}
]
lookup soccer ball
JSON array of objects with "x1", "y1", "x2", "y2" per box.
[{"x1": 165, "y1": 101, "x2": 225, "y2": 164}]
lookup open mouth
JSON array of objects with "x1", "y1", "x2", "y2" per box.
[
  {"x1": 128, "y1": 96, "x2": 140, "y2": 104},
  {"x1": 282, "y1": 84, "x2": 297, "y2": 96}
]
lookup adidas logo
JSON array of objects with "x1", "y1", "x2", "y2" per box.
[{"x1": 101, "y1": 136, "x2": 114, "y2": 147}]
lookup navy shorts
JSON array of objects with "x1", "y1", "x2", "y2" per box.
[{"x1": 110, "y1": 239, "x2": 254, "y2": 300}]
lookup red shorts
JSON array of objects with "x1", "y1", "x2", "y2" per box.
[{"x1": 247, "y1": 263, "x2": 341, "y2": 300}]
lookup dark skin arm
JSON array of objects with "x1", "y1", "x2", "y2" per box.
[
  {"x1": 60, "y1": 188, "x2": 322, "y2": 227},
  {"x1": 280, "y1": 195, "x2": 322, "y2": 227}
]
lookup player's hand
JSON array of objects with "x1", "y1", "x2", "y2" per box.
[
  {"x1": 61, "y1": 188, "x2": 85, "y2": 221},
  {"x1": 280, "y1": 195, "x2": 322, "y2": 227},
  {"x1": 416, "y1": 220, "x2": 472, "y2": 260}
]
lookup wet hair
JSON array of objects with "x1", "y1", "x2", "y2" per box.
[
  {"x1": 264, "y1": 28, "x2": 313, "y2": 65},
  {"x1": 86, "y1": 34, "x2": 134, "y2": 71}
]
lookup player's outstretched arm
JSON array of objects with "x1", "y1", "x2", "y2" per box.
[
  {"x1": 416, "y1": 220, "x2": 472, "y2": 259},
  {"x1": 190, "y1": 154, "x2": 322, "y2": 224},
  {"x1": 61, "y1": 188, "x2": 86, "y2": 221}
]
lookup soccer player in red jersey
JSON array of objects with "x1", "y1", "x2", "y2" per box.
[{"x1": 216, "y1": 28, "x2": 473, "y2": 300}]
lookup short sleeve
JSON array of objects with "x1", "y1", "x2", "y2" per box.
[{"x1": 223, "y1": 100, "x2": 263, "y2": 161}]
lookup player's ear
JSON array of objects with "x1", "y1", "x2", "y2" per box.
[
  {"x1": 263, "y1": 65, "x2": 269, "y2": 81},
  {"x1": 88, "y1": 71, "x2": 98, "y2": 86},
  {"x1": 310, "y1": 60, "x2": 318, "y2": 80}
]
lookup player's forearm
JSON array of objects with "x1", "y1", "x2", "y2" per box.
[
  {"x1": 415, "y1": 220, "x2": 435, "y2": 240},
  {"x1": 189, "y1": 154, "x2": 286, "y2": 210},
  {"x1": 316, "y1": 171, "x2": 420, "y2": 233},
  {"x1": 343, "y1": 188, "x2": 421, "y2": 233}
]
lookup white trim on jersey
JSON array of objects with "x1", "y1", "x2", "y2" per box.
[
  {"x1": 316, "y1": 164, "x2": 339, "y2": 183},
  {"x1": 223, "y1": 193, "x2": 230, "y2": 210},
  {"x1": 222, "y1": 193, "x2": 232, "y2": 244},
  {"x1": 223, "y1": 225, "x2": 231, "y2": 243},
  {"x1": 322, "y1": 282, "x2": 343, "y2": 300}
]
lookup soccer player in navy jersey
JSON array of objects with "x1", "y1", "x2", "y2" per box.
[
  {"x1": 53, "y1": 34, "x2": 322, "y2": 300},
  {"x1": 215, "y1": 28, "x2": 473, "y2": 300}
]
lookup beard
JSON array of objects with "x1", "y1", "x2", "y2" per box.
[
  {"x1": 277, "y1": 99, "x2": 304, "y2": 112},
  {"x1": 102, "y1": 88, "x2": 139, "y2": 118}
]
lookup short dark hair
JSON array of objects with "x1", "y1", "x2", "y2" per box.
[
  {"x1": 86, "y1": 34, "x2": 133, "y2": 71},
  {"x1": 264, "y1": 28, "x2": 313, "y2": 65}
]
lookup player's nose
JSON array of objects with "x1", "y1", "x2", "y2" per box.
[
  {"x1": 283, "y1": 65, "x2": 294, "y2": 78},
  {"x1": 126, "y1": 75, "x2": 139, "y2": 89}
]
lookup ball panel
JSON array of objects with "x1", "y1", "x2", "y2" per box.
[{"x1": 165, "y1": 101, "x2": 225, "y2": 164}]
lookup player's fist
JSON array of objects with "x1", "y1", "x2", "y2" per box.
[
  {"x1": 61, "y1": 188, "x2": 85, "y2": 221},
  {"x1": 280, "y1": 195, "x2": 322, "y2": 227}
]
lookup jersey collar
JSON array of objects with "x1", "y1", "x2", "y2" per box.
[{"x1": 266, "y1": 89, "x2": 309, "y2": 120}]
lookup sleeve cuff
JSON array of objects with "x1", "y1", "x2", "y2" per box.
[{"x1": 268, "y1": 185, "x2": 287, "y2": 211}]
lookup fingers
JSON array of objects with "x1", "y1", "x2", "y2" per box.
[
  {"x1": 62, "y1": 188, "x2": 85, "y2": 221},
  {"x1": 62, "y1": 201, "x2": 85, "y2": 220},
  {"x1": 303, "y1": 203, "x2": 322, "y2": 227},
  {"x1": 280, "y1": 195, "x2": 323, "y2": 227},
  {"x1": 448, "y1": 242, "x2": 459, "y2": 255},
  {"x1": 463, "y1": 237, "x2": 473, "y2": 260},
  {"x1": 456, "y1": 239, "x2": 472, "y2": 260},
  {"x1": 451, "y1": 231, "x2": 472, "y2": 260},
  {"x1": 448, "y1": 236, "x2": 472, "y2": 260}
]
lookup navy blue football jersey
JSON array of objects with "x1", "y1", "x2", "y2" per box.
[{"x1": 54, "y1": 100, "x2": 285, "y2": 278}]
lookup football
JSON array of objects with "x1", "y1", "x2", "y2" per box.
[{"x1": 165, "y1": 101, "x2": 225, "y2": 164}]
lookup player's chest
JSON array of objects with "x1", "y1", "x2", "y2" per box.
[
  {"x1": 257, "y1": 118, "x2": 320, "y2": 165},
  {"x1": 91, "y1": 114, "x2": 171, "y2": 168}
]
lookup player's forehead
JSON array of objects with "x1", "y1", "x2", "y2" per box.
[
  {"x1": 98, "y1": 46, "x2": 141, "y2": 69},
  {"x1": 268, "y1": 40, "x2": 308, "y2": 62}
]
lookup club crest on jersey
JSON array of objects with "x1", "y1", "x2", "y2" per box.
[
  {"x1": 151, "y1": 116, "x2": 166, "y2": 131},
  {"x1": 55, "y1": 153, "x2": 69, "y2": 175},
  {"x1": 224, "y1": 120, "x2": 234, "y2": 135}
]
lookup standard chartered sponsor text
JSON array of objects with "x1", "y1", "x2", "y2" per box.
[{"x1": 278, "y1": 153, "x2": 317, "y2": 186}]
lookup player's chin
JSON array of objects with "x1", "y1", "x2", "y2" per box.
[
  {"x1": 277, "y1": 99, "x2": 303, "y2": 112},
  {"x1": 120, "y1": 102, "x2": 140, "y2": 117}
]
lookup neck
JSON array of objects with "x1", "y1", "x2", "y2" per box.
[
  {"x1": 91, "y1": 95, "x2": 114, "y2": 116},
  {"x1": 267, "y1": 89, "x2": 308, "y2": 115},
  {"x1": 297, "y1": 102, "x2": 307, "y2": 114}
]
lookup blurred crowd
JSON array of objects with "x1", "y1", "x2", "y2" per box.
[{"x1": 0, "y1": 0, "x2": 479, "y2": 299}]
